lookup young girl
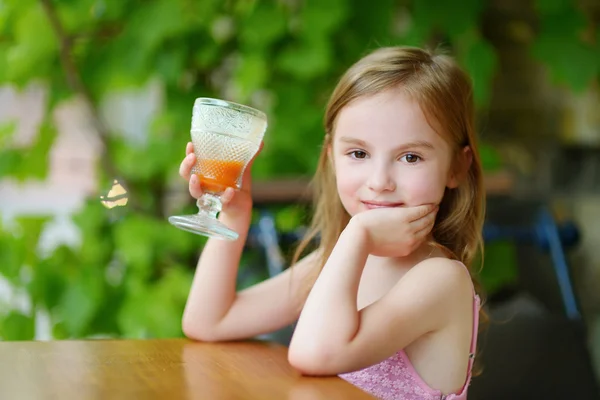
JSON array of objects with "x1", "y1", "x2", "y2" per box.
[{"x1": 179, "y1": 46, "x2": 485, "y2": 400}]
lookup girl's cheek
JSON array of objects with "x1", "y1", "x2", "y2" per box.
[{"x1": 401, "y1": 175, "x2": 446, "y2": 206}]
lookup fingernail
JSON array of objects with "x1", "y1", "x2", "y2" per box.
[
  {"x1": 223, "y1": 188, "x2": 232, "y2": 201},
  {"x1": 190, "y1": 174, "x2": 197, "y2": 184}
]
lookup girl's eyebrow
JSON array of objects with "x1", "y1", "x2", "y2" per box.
[{"x1": 338, "y1": 136, "x2": 434, "y2": 151}]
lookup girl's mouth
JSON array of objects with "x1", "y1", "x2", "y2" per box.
[{"x1": 362, "y1": 201, "x2": 404, "y2": 209}]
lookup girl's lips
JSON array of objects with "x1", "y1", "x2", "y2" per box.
[{"x1": 362, "y1": 201, "x2": 404, "y2": 209}]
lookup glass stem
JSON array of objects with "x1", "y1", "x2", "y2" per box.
[{"x1": 196, "y1": 193, "x2": 222, "y2": 219}]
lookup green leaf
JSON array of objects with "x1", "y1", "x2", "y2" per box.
[
  {"x1": 156, "y1": 220, "x2": 197, "y2": 259},
  {"x1": 0, "y1": 120, "x2": 17, "y2": 148},
  {"x1": 72, "y1": 200, "x2": 113, "y2": 266},
  {"x1": 532, "y1": 36, "x2": 598, "y2": 92},
  {"x1": 239, "y1": 2, "x2": 287, "y2": 49},
  {"x1": 155, "y1": 47, "x2": 186, "y2": 86},
  {"x1": 11, "y1": 120, "x2": 57, "y2": 181},
  {"x1": 479, "y1": 241, "x2": 518, "y2": 295},
  {"x1": 478, "y1": 143, "x2": 503, "y2": 171},
  {"x1": 72, "y1": 200, "x2": 109, "y2": 239},
  {"x1": 411, "y1": 0, "x2": 485, "y2": 38},
  {"x1": 277, "y1": 39, "x2": 332, "y2": 80},
  {"x1": 301, "y1": 0, "x2": 349, "y2": 38},
  {"x1": 0, "y1": 44, "x2": 9, "y2": 83},
  {"x1": 346, "y1": 0, "x2": 395, "y2": 45},
  {"x1": 193, "y1": 37, "x2": 222, "y2": 69},
  {"x1": 84, "y1": 0, "x2": 195, "y2": 92},
  {"x1": 0, "y1": 217, "x2": 45, "y2": 284},
  {"x1": 57, "y1": 0, "x2": 98, "y2": 35},
  {"x1": 5, "y1": 4, "x2": 57, "y2": 85},
  {"x1": 28, "y1": 249, "x2": 71, "y2": 310},
  {"x1": 15, "y1": 216, "x2": 47, "y2": 252},
  {"x1": 0, "y1": 312, "x2": 35, "y2": 340},
  {"x1": 57, "y1": 266, "x2": 104, "y2": 337},
  {"x1": 275, "y1": 205, "x2": 305, "y2": 232},
  {"x1": 117, "y1": 266, "x2": 191, "y2": 338},
  {"x1": 234, "y1": 53, "x2": 269, "y2": 100},
  {"x1": 87, "y1": 285, "x2": 123, "y2": 336},
  {"x1": 0, "y1": 231, "x2": 26, "y2": 283},
  {"x1": 90, "y1": 0, "x2": 129, "y2": 22},
  {"x1": 113, "y1": 215, "x2": 157, "y2": 277},
  {"x1": 460, "y1": 35, "x2": 498, "y2": 106},
  {"x1": 534, "y1": 0, "x2": 571, "y2": 15},
  {"x1": 112, "y1": 118, "x2": 185, "y2": 186},
  {"x1": 128, "y1": 0, "x2": 191, "y2": 54},
  {"x1": 146, "y1": 120, "x2": 184, "y2": 178},
  {"x1": 531, "y1": 6, "x2": 599, "y2": 92},
  {"x1": 0, "y1": 149, "x2": 24, "y2": 179}
]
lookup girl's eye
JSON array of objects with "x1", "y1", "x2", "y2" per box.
[
  {"x1": 401, "y1": 153, "x2": 421, "y2": 163},
  {"x1": 349, "y1": 150, "x2": 367, "y2": 159}
]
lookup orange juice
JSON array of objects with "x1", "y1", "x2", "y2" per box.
[{"x1": 196, "y1": 159, "x2": 245, "y2": 194}]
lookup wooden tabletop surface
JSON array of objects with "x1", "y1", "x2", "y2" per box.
[{"x1": 0, "y1": 338, "x2": 375, "y2": 400}]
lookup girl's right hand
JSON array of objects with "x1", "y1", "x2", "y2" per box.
[
  {"x1": 350, "y1": 204, "x2": 438, "y2": 258},
  {"x1": 178, "y1": 142, "x2": 260, "y2": 216}
]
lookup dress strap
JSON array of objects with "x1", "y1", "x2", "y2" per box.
[
  {"x1": 453, "y1": 261, "x2": 480, "y2": 375},
  {"x1": 467, "y1": 294, "x2": 480, "y2": 371}
]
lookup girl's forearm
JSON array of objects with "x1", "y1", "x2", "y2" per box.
[
  {"x1": 181, "y1": 209, "x2": 252, "y2": 340},
  {"x1": 291, "y1": 219, "x2": 369, "y2": 350}
]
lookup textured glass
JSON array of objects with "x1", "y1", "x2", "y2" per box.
[
  {"x1": 190, "y1": 98, "x2": 267, "y2": 193},
  {"x1": 192, "y1": 98, "x2": 267, "y2": 143},
  {"x1": 168, "y1": 98, "x2": 268, "y2": 241}
]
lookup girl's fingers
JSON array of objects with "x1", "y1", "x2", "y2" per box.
[
  {"x1": 408, "y1": 206, "x2": 437, "y2": 231},
  {"x1": 186, "y1": 142, "x2": 194, "y2": 156},
  {"x1": 414, "y1": 217, "x2": 435, "y2": 238},
  {"x1": 408, "y1": 204, "x2": 437, "y2": 222},
  {"x1": 179, "y1": 153, "x2": 196, "y2": 179},
  {"x1": 188, "y1": 173, "x2": 203, "y2": 199},
  {"x1": 221, "y1": 187, "x2": 236, "y2": 205}
]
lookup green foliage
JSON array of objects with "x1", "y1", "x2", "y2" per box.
[
  {"x1": 0, "y1": 0, "x2": 597, "y2": 340},
  {"x1": 532, "y1": 0, "x2": 599, "y2": 91},
  {"x1": 477, "y1": 241, "x2": 520, "y2": 295}
]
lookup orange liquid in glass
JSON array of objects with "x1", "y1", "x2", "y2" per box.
[{"x1": 196, "y1": 159, "x2": 245, "y2": 194}]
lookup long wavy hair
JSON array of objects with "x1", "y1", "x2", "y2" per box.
[{"x1": 292, "y1": 46, "x2": 486, "y2": 301}]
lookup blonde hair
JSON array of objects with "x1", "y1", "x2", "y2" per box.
[{"x1": 292, "y1": 46, "x2": 486, "y2": 294}]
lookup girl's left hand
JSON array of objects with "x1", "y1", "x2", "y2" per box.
[{"x1": 349, "y1": 204, "x2": 438, "y2": 258}]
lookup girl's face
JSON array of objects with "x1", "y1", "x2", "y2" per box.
[{"x1": 331, "y1": 89, "x2": 459, "y2": 216}]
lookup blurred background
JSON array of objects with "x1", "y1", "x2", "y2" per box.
[{"x1": 0, "y1": 0, "x2": 599, "y2": 398}]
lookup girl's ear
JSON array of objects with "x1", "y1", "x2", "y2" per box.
[{"x1": 447, "y1": 146, "x2": 472, "y2": 188}]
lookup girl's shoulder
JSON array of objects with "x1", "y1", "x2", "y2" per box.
[{"x1": 404, "y1": 257, "x2": 474, "y2": 297}]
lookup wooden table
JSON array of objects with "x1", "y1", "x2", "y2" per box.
[{"x1": 0, "y1": 339, "x2": 375, "y2": 400}]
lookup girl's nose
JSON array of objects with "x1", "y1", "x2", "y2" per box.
[{"x1": 366, "y1": 163, "x2": 396, "y2": 193}]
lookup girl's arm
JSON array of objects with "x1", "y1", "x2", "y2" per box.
[
  {"x1": 182, "y1": 218, "x2": 319, "y2": 342},
  {"x1": 181, "y1": 142, "x2": 318, "y2": 342},
  {"x1": 288, "y1": 215, "x2": 471, "y2": 375}
]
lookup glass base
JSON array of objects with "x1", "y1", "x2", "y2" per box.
[{"x1": 168, "y1": 213, "x2": 239, "y2": 241}]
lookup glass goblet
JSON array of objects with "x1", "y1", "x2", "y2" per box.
[{"x1": 168, "y1": 98, "x2": 267, "y2": 241}]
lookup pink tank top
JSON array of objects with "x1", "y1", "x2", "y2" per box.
[{"x1": 339, "y1": 264, "x2": 480, "y2": 400}]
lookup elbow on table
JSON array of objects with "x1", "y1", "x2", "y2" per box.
[
  {"x1": 287, "y1": 343, "x2": 339, "y2": 376},
  {"x1": 182, "y1": 318, "x2": 221, "y2": 342}
]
